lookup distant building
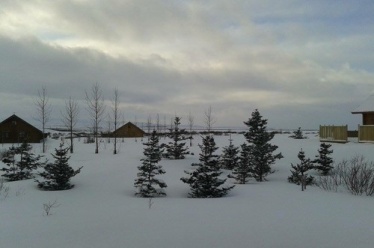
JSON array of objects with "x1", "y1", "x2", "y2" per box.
[
  {"x1": 112, "y1": 122, "x2": 145, "y2": 138},
  {"x1": 352, "y1": 94, "x2": 374, "y2": 125},
  {"x1": 0, "y1": 114, "x2": 44, "y2": 143}
]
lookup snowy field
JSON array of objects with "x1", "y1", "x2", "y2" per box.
[{"x1": 1, "y1": 133, "x2": 374, "y2": 248}]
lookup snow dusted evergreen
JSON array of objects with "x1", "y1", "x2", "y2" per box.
[
  {"x1": 228, "y1": 144, "x2": 253, "y2": 184},
  {"x1": 134, "y1": 130, "x2": 167, "y2": 197},
  {"x1": 313, "y1": 142, "x2": 334, "y2": 175},
  {"x1": 289, "y1": 127, "x2": 306, "y2": 139},
  {"x1": 181, "y1": 135, "x2": 234, "y2": 198},
  {"x1": 243, "y1": 109, "x2": 283, "y2": 181},
  {"x1": 36, "y1": 143, "x2": 82, "y2": 190},
  {"x1": 220, "y1": 136, "x2": 239, "y2": 170},
  {"x1": 162, "y1": 116, "x2": 189, "y2": 159},
  {"x1": 288, "y1": 149, "x2": 314, "y2": 191},
  {"x1": 1, "y1": 141, "x2": 43, "y2": 181}
]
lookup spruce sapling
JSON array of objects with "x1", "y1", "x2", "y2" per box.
[
  {"x1": 36, "y1": 143, "x2": 82, "y2": 190},
  {"x1": 220, "y1": 136, "x2": 239, "y2": 170},
  {"x1": 228, "y1": 144, "x2": 253, "y2": 184},
  {"x1": 313, "y1": 143, "x2": 333, "y2": 175},
  {"x1": 244, "y1": 109, "x2": 283, "y2": 181},
  {"x1": 135, "y1": 130, "x2": 167, "y2": 197},
  {"x1": 1, "y1": 141, "x2": 42, "y2": 181},
  {"x1": 181, "y1": 135, "x2": 234, "y2": 198},
  {"x1": 288, "y1": 149, "x2": 314, "y2": 191},
  {"x1": 162, "y1": 116, "x2": 189, "y2": 159}
]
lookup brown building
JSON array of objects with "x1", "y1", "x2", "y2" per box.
[
  {"x1": 0, "y1": 114, "x2": 44, "y2": 143},
  {"x1": 352, "y1": 95, "x2": 374, "y2": 125},
  {"x1": 112, "y1": 122, "x2": 145, "y2": 138}
]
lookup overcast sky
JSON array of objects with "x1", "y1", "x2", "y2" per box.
[{"x1": 1, "y1": 0, "x2": 374, "y2": 130}]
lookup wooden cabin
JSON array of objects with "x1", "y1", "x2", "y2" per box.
[
  {"x1": 112, "y1": 122, "x2": 145, "y2": 138},
  {"x1": 352, "y1": 94, "x2": 374, "y2": 125},
  {"x1": 352, "y1": 95, "x2": 374, "y2": 142},
  {"x1": 0, "y1": 114, "x2": 44, "y2": 143}
]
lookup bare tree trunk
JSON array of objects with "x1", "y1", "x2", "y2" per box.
[
  {"x1": 147, "y1": 115, "x2": 153, "y2": 139},
  {"x1": 204, "y1": 105, "x2": 216, "y2": 134},
  {"x1": 112, "y1": 88, "x2": 120, "y2": 154},
  {"x1": 156, "y1": 113, "x2": 160, "y2": 133},
  {"x1": 85, "y1": 83, "x2": 105, "y2": 154},
  {"x1": 35, "y1": 86, "x2": 52, "y2": 153},
  {"x1": 188, "y1": 111, "x2": 194, "y2": 146},
  {"x1": 61, "y1": 97, "x2": 79, "y2": 153}
]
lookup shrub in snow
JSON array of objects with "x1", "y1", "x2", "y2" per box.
[
  {"x1": 243, "y1": 109, "x2": 283, "y2": 182},
  {"x1": 220, "y1": 137, "x2": 239, "y2": 170},
  {"x1": 36, "y1": 143, "x2": 82, "y2": 190},
  {"x1": 288, "y1": 149, "x2": 314, "y2": 191},
  {"x1": 228, "y1": 144, "x2": 253, "y2": 184},
  {"x1": 313, "y1": 143, "x2": 334, "y2": 175},
  {"x1": 162, "y1": 116, "x2": 189, "y2": 159},
  {"x1": 339, "y1": 156, "x2": 374, "y2": 196},
  {"x1": 134, "y1": 130, "x2": 167, "y2": 197},
  {"x1": 289, "y1": 127, "x2": 307, "y2": 139},
  {"x1": 1, "y1": 141, "x2": 43, "y2": 181},
  {"x1": 181, "y1": 135, "x2": 234, "y2": 198},
  {"x1": 315, "y1": 155, "x2": 374, "y2": 196}
]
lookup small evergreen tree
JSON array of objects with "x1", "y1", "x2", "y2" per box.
[
  {"x1": 288, "y1": 149, "x2": 314, "y2": 191},
  {"x1": 181, "y1": 135, "x2": 234, "y2": 198},
  {"x1": 1, "y1": 141, "x2": 42, "y2": 181},
  {"x1": 135, "y1": 130, "x2": 167, "y2": 197},
  {"x1": 36, "y1": 143, "x2": 82, "y2": 190},
  {"x1": 313, "y1": 143, "x2": 333, "y2": 175},
  {"x1": 289, "y1": 127, "x2": 306, "y2": 139},
  {"x1": 228, "y1": 144, "x2": 253, "y2": 184},
  {"x1": 244, "y1": 109, "x2": 283, "y2": 181},
  {"x1": 220, "y1": 136, "x2": 239, "y2": 170},
  {"x1": 162, "y1": 116, "x2": 189, "y2": 159}
]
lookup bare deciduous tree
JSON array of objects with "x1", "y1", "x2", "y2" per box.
[
  {"x1": 204, "y1": 106, "x2": 216, "y2": 133},
  {"x1": 85, "y1": 83, "x2": 105, "y2": 154},
  {"x1": 61, "y1": 97, "x2": 79, "y2": 153},
  {"x1": 147, "y1": 114, "x2": 152, "y2": 137},
  {"x1": 188, "y1": 111, "x2": 194, "y2": 146},
  {"x1": 112, "y1": 88, "x2": 120, "y2": 154},
  {"x1": 35, "y1": 86, "x2": 52, "y2": 153},
  {"x1": 42, "y1": 199, "x2": 60, "y2": 216},
  {"x1": 156, "y1": 113, "x2": 160, "y2": 133}
]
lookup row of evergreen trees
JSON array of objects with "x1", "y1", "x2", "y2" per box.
[
  {"x1": 1, "y1": 141, "x2": 82, "y2": 190},
  {"x1": 134, "y1": 109, "x2": 283, "y2": 198},
  {"x1": 288, "y1": 143, "x2": 334, "y2": 191},
  {"x1": 2, "y1": 109, "x2": 331, "y2": 195}
]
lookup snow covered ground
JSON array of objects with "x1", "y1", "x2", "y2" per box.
[{"x1": 1, "y1": 133, "x2": 374, "y2": 248}]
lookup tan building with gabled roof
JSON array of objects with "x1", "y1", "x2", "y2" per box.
[{"x1": 112, "y1": 122, "x2": 145, "y2": 138}]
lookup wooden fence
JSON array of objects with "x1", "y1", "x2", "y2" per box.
[
  {"x1": 358, "y1": 125, "x2": 374, "y2": 142},
  {"x1": 319, "y1": 125, "x2": 348, "y2": 143}
]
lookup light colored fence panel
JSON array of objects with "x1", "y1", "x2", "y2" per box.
[
  {"x1": 319, "y1": 125, "x2": 348, "y2": 143},
  {"x1": 358, "y1": 125, "x2": 374, "y2": 142}
]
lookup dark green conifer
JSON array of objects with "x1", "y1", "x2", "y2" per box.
[
  {"x1": 244, "y1": 109, "x2": 283, "y2": 181},
  {"x1": 135, "y1": 131, "x2": 167, "y2": 197},
  {"x1": 1, "y1": 141, "x2": 42, "y2": 181},
  {"x1": 181, "y1": 135, "x2": 234, "y2": 198},
  {"x1": 36, "y1": 143, "x2": 82, "y2": 190}
]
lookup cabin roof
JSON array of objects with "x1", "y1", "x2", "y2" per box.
[
  {"x1": 352, "y1": 95, "x2": 374, "y2": 114},
  {"x1": 0, "y1": 114, "x2": 43, "y2": 133}
]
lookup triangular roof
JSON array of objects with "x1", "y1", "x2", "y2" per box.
[
  {"x1": 352, "y1": 95, "x2": 374, "y2": 114},
  {"x1": 120, "y1": 121, "x2": 144, "y2": 129},
  {"x1": 0, "y1": 114, "x2": 43, "y2": 133},
  {"x1": 113, "y1": 122, "x2": 145, "y2": 134}
]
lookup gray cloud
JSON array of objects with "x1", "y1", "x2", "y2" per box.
[{"x1": 1, "y1": 0, "x2": 374, "y2": 130}]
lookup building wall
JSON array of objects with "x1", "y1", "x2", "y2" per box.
[
  {"x1": 113, "y1": 123, "x2": 145, "y2": 138},
  {"x1": 0, "y1": 116, "x2": 43, "y2": 143},
  {"x1": 362, "y1": 113, "x2": 374, "y2": 125}
]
